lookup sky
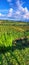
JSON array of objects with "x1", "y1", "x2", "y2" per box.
[{"x1": 0, "y1": 0, "x2": 29, "y2": 21}]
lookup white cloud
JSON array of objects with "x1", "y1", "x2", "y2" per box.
[
  {"x1": 7, "y1": 0, "x2": 29, "y2": 20},
  {"x1": 24, "y1": 12, "x2": 29, "y2": 19},
  {"x1": 14, "y1": 0, "x2": 29, "y2": 20},
  {"x1": 0, "y1": 13, "x2": 5, "y2": 17},
  {"x1": 7, "y1": 8, "x2": 13, "y2": 17}
]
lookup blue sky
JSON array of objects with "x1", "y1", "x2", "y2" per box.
[{"x1": 0, "y1": 0, "x2": 29, "y2": 21}]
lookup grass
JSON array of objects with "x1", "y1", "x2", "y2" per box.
[{"x1": 0, "y1": 20, "x2": 29, "y2": 65}]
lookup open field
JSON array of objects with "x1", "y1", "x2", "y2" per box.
[{"x1": 0, "y1": 20, "x2": 29, "y2": 65}]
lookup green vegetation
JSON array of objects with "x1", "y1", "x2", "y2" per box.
[{"x1": 0, "y1": 20, "x2": 29, "y2": 65}]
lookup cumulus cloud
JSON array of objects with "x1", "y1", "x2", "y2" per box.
[
  {"x1": 23, "y1": 8, "x2": 29, "y2": 19},
  {"x1": 7, "y1": 8, "x2": 13, "y2": 17},
  {"x1": 14, "y1": 0, "x2": 29, "y2": 20},
  {"x1": 7, "y1": 0, "x2": 29, "y2": 20}
]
